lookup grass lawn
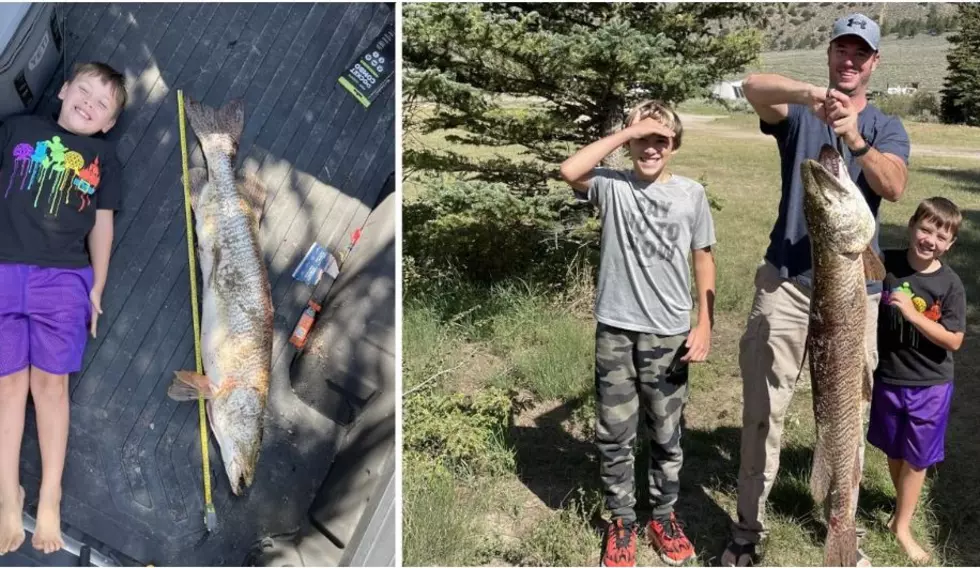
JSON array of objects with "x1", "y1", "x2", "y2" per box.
[{"x1": 402, "y1": 107, "x2": 980, "y2": 566}]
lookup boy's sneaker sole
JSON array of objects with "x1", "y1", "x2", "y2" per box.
[
  {"x1": 648, "y1": 534, "x2": 695, "y2": 567},
  {"x1": 654, "y1": 550, "x2": 694, "y2": 567},
  {"x1": 599, "y1": 560, "x2": 636, "y2": 568}
]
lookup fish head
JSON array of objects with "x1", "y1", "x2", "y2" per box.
[
  {"x1": 802, "y1": 144, "x2": 876, "y2": 255},
  {"x1": 208, "y1": 386, "x2": 266, "y2": 496}
]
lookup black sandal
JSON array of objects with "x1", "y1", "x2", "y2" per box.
[{"x1": 720, "y1": 540, "x2": 760, "y2": 567}]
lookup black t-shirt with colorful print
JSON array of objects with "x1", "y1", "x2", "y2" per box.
[
  {"x1": 876, "y1": 249, "x2": 967, "y2": 386},
  {"x1": 0, "y1": 114, "x2": 123, "y2": 268}
]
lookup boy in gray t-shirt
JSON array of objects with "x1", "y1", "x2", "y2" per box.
[{"x1": 561, "y1": 100, "x2": 716, "y2": 567}]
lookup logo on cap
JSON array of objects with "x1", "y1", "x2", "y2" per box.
[{"x1": 847, "y1": 17, "x2": 867, "y2": 30}]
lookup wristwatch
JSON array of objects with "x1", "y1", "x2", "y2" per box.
[{"x1": 850, "y1": 136, "x2": 872, "y2": 157}]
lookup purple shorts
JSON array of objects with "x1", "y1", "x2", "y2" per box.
[
  {"x1": 0, "y1": 263, "x2": 93, "y2": 377},
  {"x1": 867, "y1": 380, "x2": 953, "y2": 469}
]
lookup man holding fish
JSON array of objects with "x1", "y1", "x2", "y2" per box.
[{"x1": 721, "y1": 13, "x2": 910, "y2": 567}]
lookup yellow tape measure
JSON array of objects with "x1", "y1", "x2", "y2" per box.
[{"x1": 177, "y1": 90, "x2": 217, "y2": 532}]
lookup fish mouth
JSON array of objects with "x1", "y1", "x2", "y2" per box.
[
  {"x1": 817, "y1": 145, "x2": 845, "y2": 180},
  {"x1": 804, "y1": 145, "x2": 851, "y2": 202},
  {"x1": 211, "y1": 418, "x2": 256, "y2": 496},
  {"x1": 802, "y1": 145, "x2": 876, "y2": 254},
  {"x1": 207, "y1": 390, "x2": 264, "y2": 496},
  {"x1": 226, "y1": 456, "x2": 254, "y2": 496}
]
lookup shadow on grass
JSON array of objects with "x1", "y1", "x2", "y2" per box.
[
  {"x1": 919, "y1": 167, "x2": 980, "y2": 193},
  {"x1": 507, "y1": 392, "x2": 602, "y2": 514},
  {"x1": 507, "y1": 395, "x2": 800, "y2": 565}
]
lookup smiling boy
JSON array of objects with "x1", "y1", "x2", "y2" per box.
[
  {"x1": 869, "y1": 197, "x2": 966, "y2": 564},
  {"x1": 561, "y1": 100, "x2": 716, "y2": 567},
  {"x1": 0, "y1": 61, "x2": 126, "y2": 556}
]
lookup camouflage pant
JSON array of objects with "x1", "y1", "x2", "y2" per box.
[{"x1": 595, "y1": 322, "x2": 690, "y2": 523}]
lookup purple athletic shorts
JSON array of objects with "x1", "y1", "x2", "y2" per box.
[
  {"x1": 867, "y1": 380, "x2": 953, "y2": 469},
  {"x1": 0, "y1": 263, "x2": 93, "y2": 377}
]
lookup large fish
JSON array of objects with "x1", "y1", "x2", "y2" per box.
[
  {"x1": 167, "y1": 97, "x2": 273, "y2": 496},
  {"x1": 802, "y1": 144, "x2": 886, "y2": 566}
]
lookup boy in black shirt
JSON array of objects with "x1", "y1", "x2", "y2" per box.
[
  {"x1": 868, "y1": 197, "x2": 966, "y2": 564},
  {"x1": 0, "y1": 62, "x2": 126, "y2": 556}
]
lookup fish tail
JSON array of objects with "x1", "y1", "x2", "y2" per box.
[{"x1": 183, "y1": 96, "x2": 245, "y2": 154}]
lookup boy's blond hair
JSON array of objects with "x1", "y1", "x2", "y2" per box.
[
  {"x1": 69, "y1": 62, "x2": 128, "y2": 118},
  {"x1": 624, "y1": 100, "x2": 683, "y2": 150},
  {"x1": 910, "y1": 197, "x2": 962, "y2": 238}
]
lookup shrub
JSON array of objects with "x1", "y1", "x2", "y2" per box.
[
  {"x1": 403, "y1": 387, "x2": 516, "y2": 476},
  {"x1": 403, "y1": 178, "x2": 599, "y2": 287},
  {"x1": 876, "y1": 91, "x2": 940, "y2": 121}
]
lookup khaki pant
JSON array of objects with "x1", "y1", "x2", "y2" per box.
[{"x1": 732, "y1": 262, "x2": 880, "y2": 544}]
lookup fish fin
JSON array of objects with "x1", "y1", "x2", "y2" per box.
[
  {"x1": 209, "y1": 243, "x2": 222, "y2": 288},
  {"x1": 797, "y1": 330, "x2": 810, "y2": 384},
  {"x1": 188, "y1": 167, "x2": 208, "y2": 213},
  {"x1": 863, "y1": 356, "x2": 874, "y2": 404},
  {"x1": 217, "y1": 99, "x2": 245, "y2": 142},
  {"x1": 862, "y1": 246, "x2": 886, "y2": 282},
  {"x1": 237, "y1": 171, "x2": 268, "y2": 226},
  {"x1": 167, "y1": 371, "x2": 214, "y2": 401},
  {"x1": 810, "y1": 433, "x2": 832, "y2": 505}
]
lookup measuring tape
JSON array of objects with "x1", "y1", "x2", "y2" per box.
[{"x1": 177, "y1": 90, "x2": 217, "y2": 533}]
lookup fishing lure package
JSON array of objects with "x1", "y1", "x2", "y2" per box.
[
  {"x1": 338, "y1": 21, "x2": 395, "y2": 108},
  {"x1": 293, "y1": 242, "x2": 340, "y2": 287}
]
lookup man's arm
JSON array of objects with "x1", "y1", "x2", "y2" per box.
[
  {"x1": 825, "y1": 90, "x2": 908, "y2": 202},
  {"x1": 742, "y1": 73, "x2": 826, "y2": 125},
  {"x1": 682, "y1": 247, "x2": 715, "y2": 362},
  {"x1": 854, "y1": 145, "x2": 907, "y2": 202},
  {"x1": 559, "y1": 118, "x2": 674, "y2": 192}
]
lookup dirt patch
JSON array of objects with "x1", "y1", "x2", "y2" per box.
[
  {"x1": 452, "y1": 343, "x2": 507, "y2": 396},
  {"x1": 477, "y1": 477, "x2": 558, "y2": 566}
]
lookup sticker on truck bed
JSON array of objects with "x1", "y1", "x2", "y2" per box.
[
  {"x1": 338, "y1": 22, "x2": 394, "y2": 108},
  {"x1": 29, "y1": 31, "x2": 50, "y2": 71}
]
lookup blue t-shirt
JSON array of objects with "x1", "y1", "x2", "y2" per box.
[{"x1": 761, "y1": 103, "x2": 910, "y2": 292}]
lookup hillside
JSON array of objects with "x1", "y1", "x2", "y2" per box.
[
  {"x1": 739, "y1": 33, "x2": 951, "y2": 94},
  {"x1": 741, "y1": 2, "x2": 959, "y2": 51}
]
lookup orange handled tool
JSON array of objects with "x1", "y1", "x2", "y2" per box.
[{"x1": 289, "y1": 300, "x2": 322, "y2": 349}]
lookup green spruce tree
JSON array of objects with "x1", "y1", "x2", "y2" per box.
[
  {"x1": 940, "y1": 4, "x2": 980, "y2": 125},
  {"x1": 404, "y1": 3, "x2": 764, "y2": 193}
]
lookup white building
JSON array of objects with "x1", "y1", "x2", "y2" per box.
[{"x1": 711, "y1": 80, "x2": 746, "y2": 101}]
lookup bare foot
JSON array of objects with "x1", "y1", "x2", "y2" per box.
[
  {"x1": 891, "y1": 526, "x2": 931, "y2": 564},
  {"x1": 31, "y1": 493, "x2": 63, "y2": 554},
  {"x1": 0, "y1": 486, "x2": 25, "y2": 555}
]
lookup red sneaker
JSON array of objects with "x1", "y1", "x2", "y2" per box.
[
  {"x1": 647, "y1": 512, "x2": 695, "y2": 566},
  {"x1": 600, "y1": 518, "x2": 637, "y2": 567}
]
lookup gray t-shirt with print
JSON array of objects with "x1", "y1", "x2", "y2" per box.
[{"x1": 581, "y1": 169, "x2": 716, "y2": 335}]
